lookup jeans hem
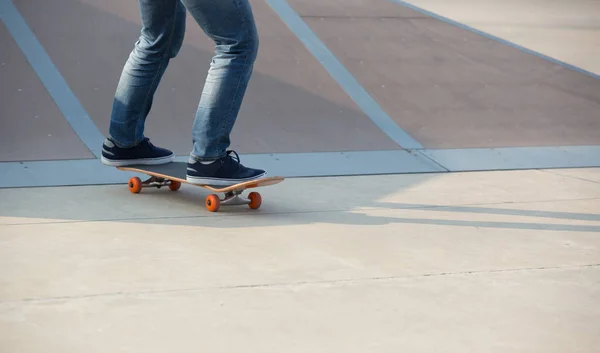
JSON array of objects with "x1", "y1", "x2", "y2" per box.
[{"x1": 190, "y1": 153, "x2": 226, "y2": 162}]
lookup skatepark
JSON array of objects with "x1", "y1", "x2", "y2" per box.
[{"x1": 1, "y1": 0, "x2": 599, "y2": 351}]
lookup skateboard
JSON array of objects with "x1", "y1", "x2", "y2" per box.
[{"x1": 116, "y1": 162, "x2": 284, "y2": 212}]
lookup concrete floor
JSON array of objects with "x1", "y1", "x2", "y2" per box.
[
  {"x1": 1, "y1": 168, "x2": 599, "y2": 352},
  {"x1": 1, "y1": 0, "x2": 599, "y2": 351}
]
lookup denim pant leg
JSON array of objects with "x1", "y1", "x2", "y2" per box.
[
  {"x1": 181, "y1": 0, "x2": 259, "y2": 161},
  {"x1": 108, "y1": 0, "x2": 186, "y2": 148}
]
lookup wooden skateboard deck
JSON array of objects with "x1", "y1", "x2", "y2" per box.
[{"x1": 117, "y1": 162, "x2": 284, "y2": 212}]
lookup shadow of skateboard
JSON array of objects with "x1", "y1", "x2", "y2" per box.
[{"x1": 116, "y1": 162, "x2": 284, "y2": 212}]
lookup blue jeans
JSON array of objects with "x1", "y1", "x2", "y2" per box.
[{"x1": 108, "y1": 0, "x2": 258, "y2": 161}]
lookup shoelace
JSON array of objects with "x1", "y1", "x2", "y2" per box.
[
  {"x1": 227, "y1": 150, "x2": 241, "y2": 164},
  {"x1": 226, "y1": 150, "x2": 241, "y2": 168}
]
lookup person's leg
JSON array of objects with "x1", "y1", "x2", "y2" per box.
[
  {"x1": 101, "y1": 0, "x2": 186, "y2": 166},
  {"x1": 181, "y1": 0, "x2": 266, "y2": 185}
]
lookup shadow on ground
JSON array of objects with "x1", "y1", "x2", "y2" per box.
[
  {"x1": 116, "y1": 188, "x2": 600, "y2": 232},
  {"x1": 1, "y1": 173, "x2": 599, "y2": 233}
]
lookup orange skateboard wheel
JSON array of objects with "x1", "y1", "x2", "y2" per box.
[
  {"x1": 248, "y1": 192, "x2": 262, "y2": 209},
  {"x1": 205, "y1": 194, "x2": 220, "y2": 212},
  {"x1": 128, "y1": 177, "x2": 142, "y2": 194},
  {"x1": 169, "y1": 180, "x2": 181, "y2": 191}
]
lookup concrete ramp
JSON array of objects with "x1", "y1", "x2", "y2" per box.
[
  {"x1": 1, "y1": 0, "x2": 599, "y2": 187},
  {"x1": 288, "y1": 0, "x2": 600, "y2": 148}
]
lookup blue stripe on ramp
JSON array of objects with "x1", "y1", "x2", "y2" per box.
[
  {"x1": 264, "y1": 0, "x2": 424, "y2": 149},
  {"x1": 0, "y1": 150, "x2": 445, "y2": 188},
  {"x1": 0, "y1": 0, "x2": 105, "y2": 157},
  {"x1": 2, "y1": 146, "x2": 600, "y2": 189},
  {"x1": 420, "y1": 145, "x2": 600, "y2": 172}
]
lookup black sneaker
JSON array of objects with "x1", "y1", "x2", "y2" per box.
[
  {"x1": 186, "y1": 150, "x2": 266, "y2": 186},
  {"x1": 101, "y1": 137, "x2": 175, "y2": 166}
]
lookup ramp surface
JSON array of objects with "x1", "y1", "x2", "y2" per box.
[
  {"x1": 12, "y1": 0, "x2": 401, "y2": 156},
  {"x1": 288, "y1": 0, "x2": 600, "y2": 148},
  {"x1": 1, "y1": 0, "x2": 599, "y2": 185},
  {"x1": 0, "y1": 21, "x2": 94, "y2": 161}
]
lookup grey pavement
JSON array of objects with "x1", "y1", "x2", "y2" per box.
[
  {"x1": 1, "y1": 0, "x2": 599, "y2": 351},
  {"x1": 1, "y1": 168, "x2": 599, "y2": 352}
]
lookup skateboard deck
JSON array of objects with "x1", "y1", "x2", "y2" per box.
[{"x1": 117, "y1": 162, "x2": 284, "y2": 212}]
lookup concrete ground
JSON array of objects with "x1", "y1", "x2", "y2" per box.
[
  {"x1": 1, "y1": 169, "x2": 600, "y2": 352},
  {"x1": 1, "y1": 0, "x2": 599, "y2": 352}
]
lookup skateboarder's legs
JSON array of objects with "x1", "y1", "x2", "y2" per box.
[
  {"x1": 102, "y1": 0, "x2": 265, "y2": 185},
  {"x1": 182, "y1": 0, "x2": 258, "y2": 161},
  {"x1": 106, "y1": 0, "x2": 186, "y2": 153}
]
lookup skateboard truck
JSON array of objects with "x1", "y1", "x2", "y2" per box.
[
  {"x1": 134, "y1": 176, "x2": 181, "y2": 191},
  {"x1": 203, "y1": 189, "x2": 262, "y2": 212},
  {"x1": 221, "y1": 191, "x2": 252, "y2": 206}
]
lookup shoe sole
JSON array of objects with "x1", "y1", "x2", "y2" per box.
[
  {"x1": 186, "y1": 172, "x2": 267, "y2": 186},
  {"x1": 101, "y1": 154, "x2": 175, "y2": 167}
]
